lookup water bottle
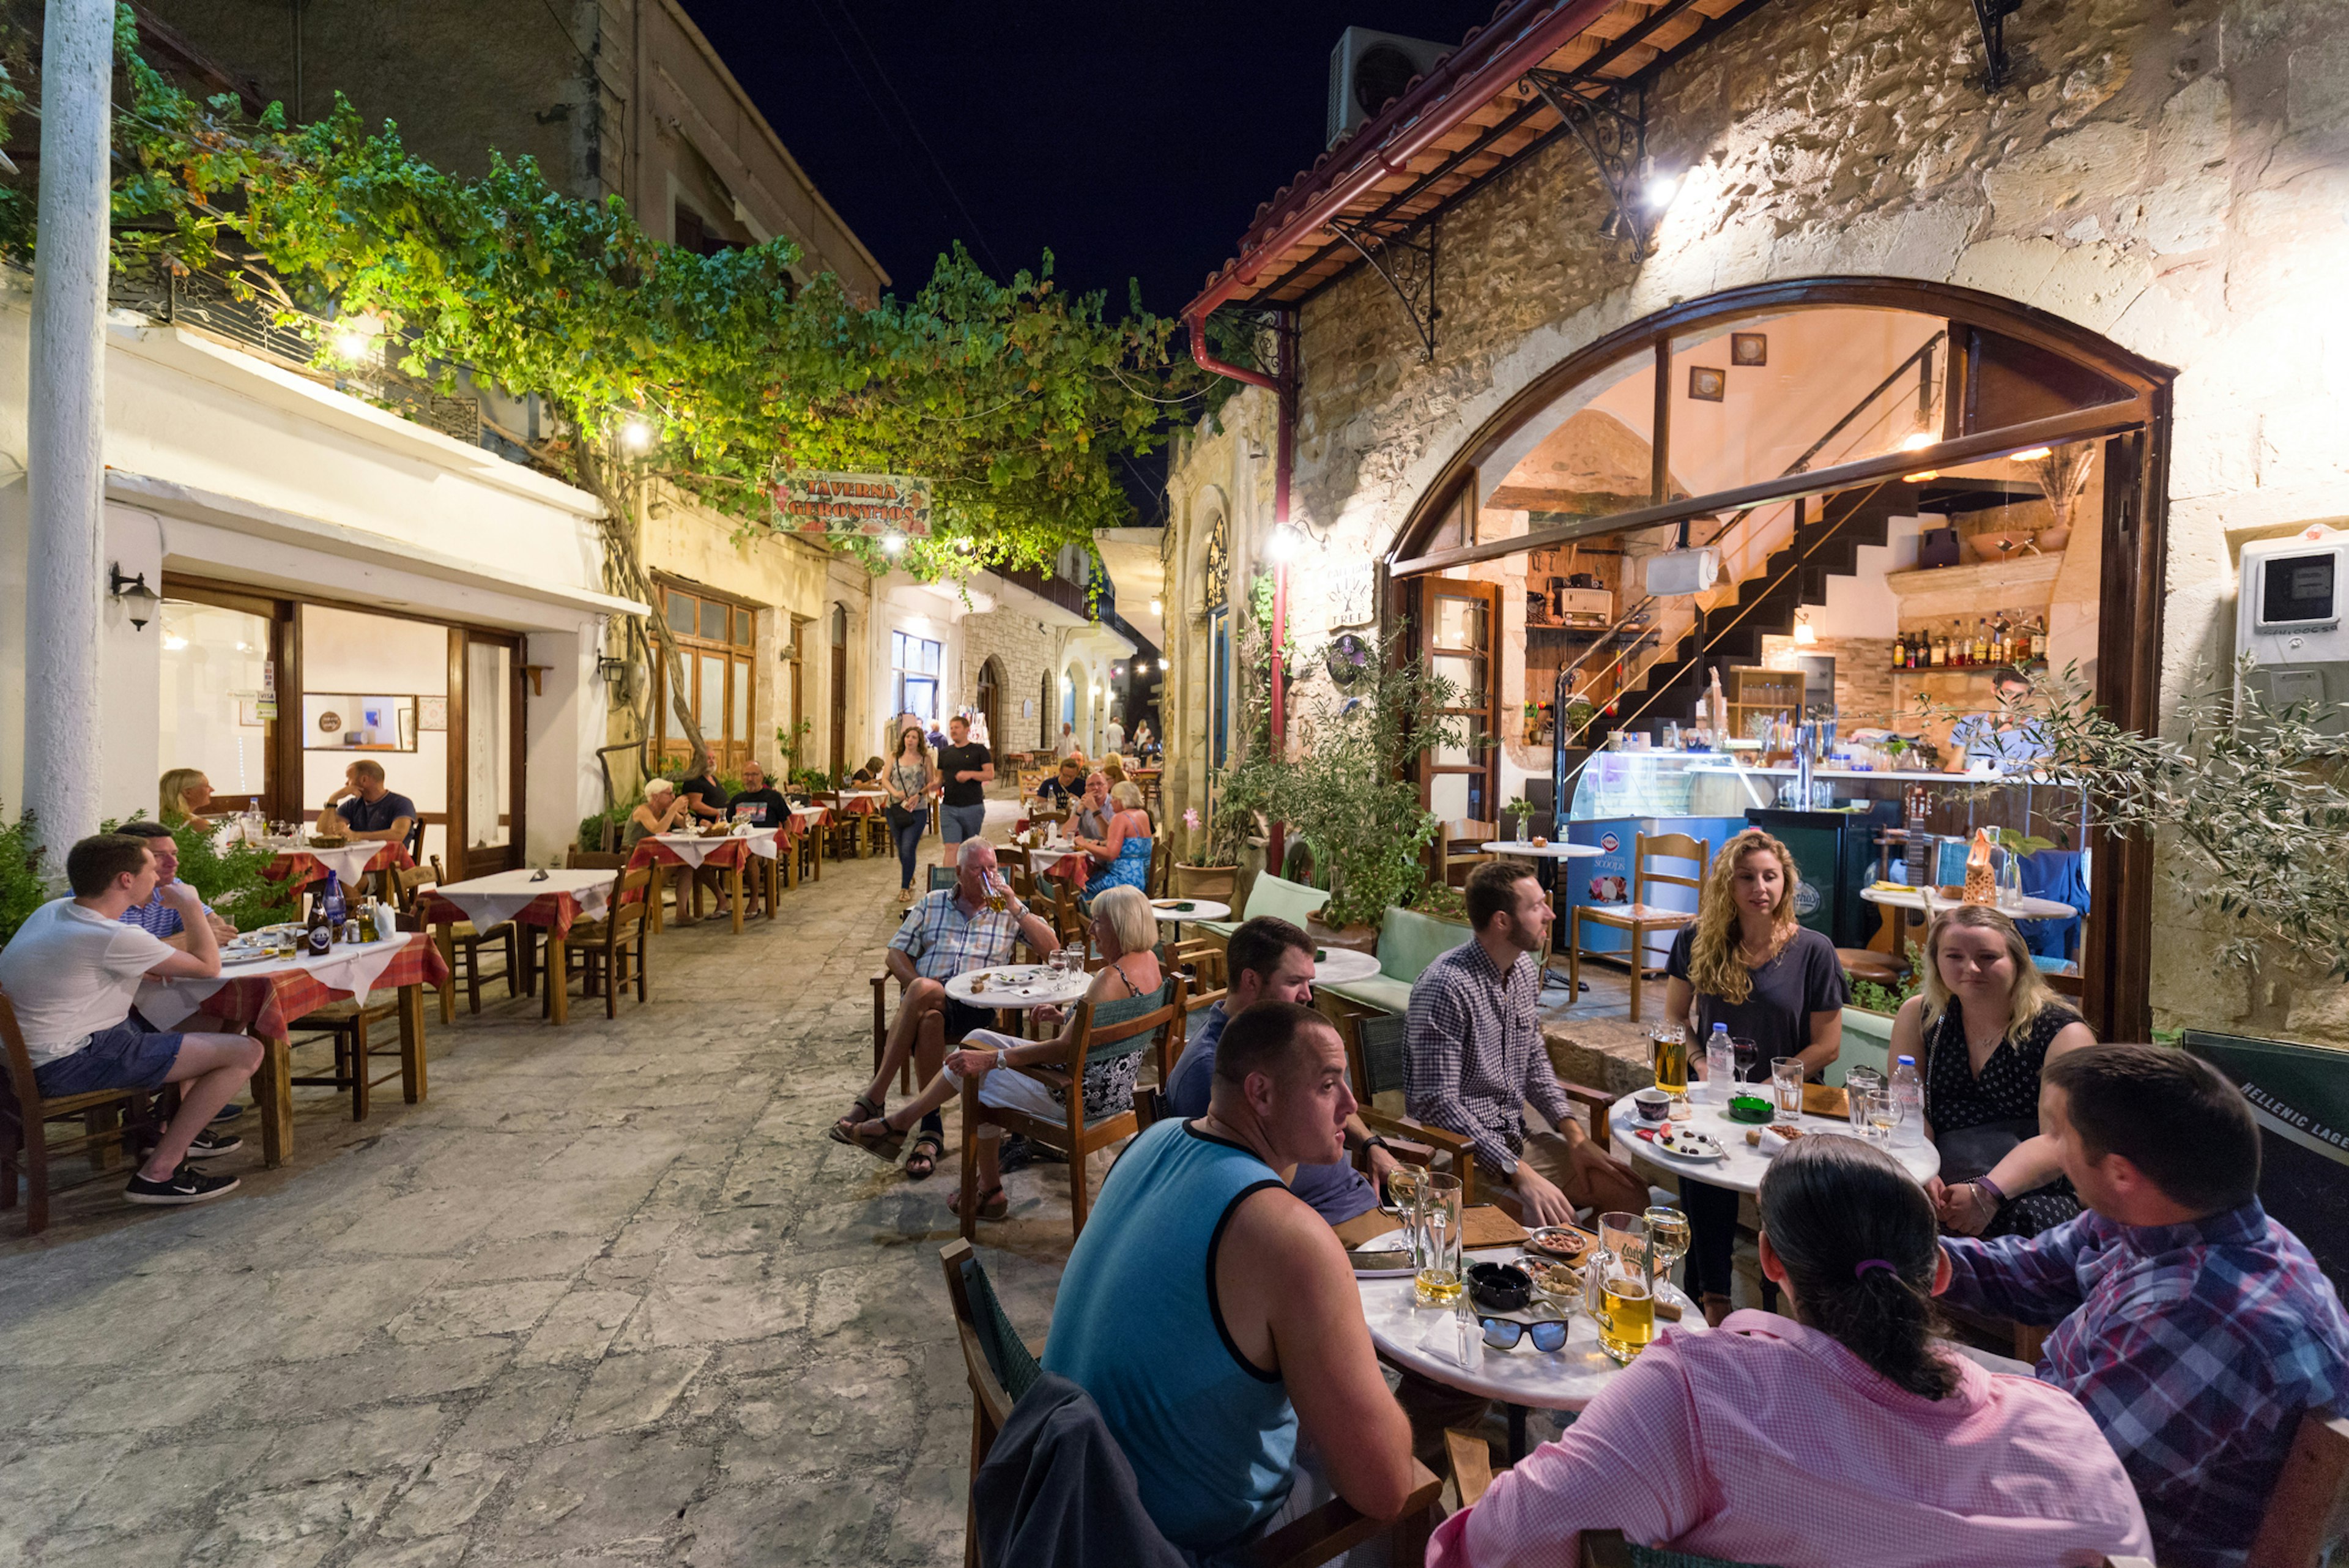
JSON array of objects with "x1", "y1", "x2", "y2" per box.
[
  {"x1": 322, "y1": 872, "x2": 347, "y2": 941},
  {"x1": 1890, "y1": 1055, "x2": 1924, "y2": 1146},
  {"x1": 1705, "y1": 1023, "x2": 1734, "y2": 1099}
]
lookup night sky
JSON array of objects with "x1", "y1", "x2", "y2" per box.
[{"x1": 675, "y1": 2, "x2": 1502, "y2": 319}]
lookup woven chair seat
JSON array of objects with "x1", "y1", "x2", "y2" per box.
[{"x1": 1579, "y1": 903, "x2": 1697, "y2": 927}]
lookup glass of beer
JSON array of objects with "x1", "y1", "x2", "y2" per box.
[
  {"x1": 1650, "y1": 1027, "x2": 1688, "y2": 1096},
  {"x1": 1593, "y1": 1213, "x2": 1657, "y2": 1363},
  {"x1": 1412, "y1": 1172, "x2": 1464, "y2": 1307}
]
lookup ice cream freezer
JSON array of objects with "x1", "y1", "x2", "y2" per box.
[{"x1": 1562, "y1": 814, "x2": 1747, "y2": 967}]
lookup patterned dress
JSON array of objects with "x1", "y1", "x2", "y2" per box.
[
  {"x1": 1084, "y1": 833, "x2": 1153, "y2": 899},
  {"x1": 1923, "y1": 999, "x2": 2082, "y2": 1238}
]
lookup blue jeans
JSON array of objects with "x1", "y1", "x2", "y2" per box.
[
  {"x1": 894, "y1": 813, "x2": 926, "y2": 889},
  {"x1": 940, "y1": 801, "x2": 987, "y2": 845}
]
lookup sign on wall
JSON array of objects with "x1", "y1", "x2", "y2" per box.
[{"x1": 771, "y1": 472, "x2": 933, "y2": 538}]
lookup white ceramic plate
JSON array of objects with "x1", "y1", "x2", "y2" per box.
[
  {"x1": 1650, "y1": 1128, "x2": 1727, "y2": 1162},
  {"x1": 1345, "y1": 1227, "x2": 1419, "y2": 1279}
]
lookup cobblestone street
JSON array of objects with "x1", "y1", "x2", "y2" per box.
[{"x1": 0, "y1": 832, "x2": 1078, "y2": 1567}]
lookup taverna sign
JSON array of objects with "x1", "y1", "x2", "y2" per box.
[{"x1": 771, "y1": 471, "x2": 933, "y2": 538}]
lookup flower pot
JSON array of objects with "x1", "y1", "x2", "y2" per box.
[
  {"x1": 1307, "y1": 915, "x2": 1379, "y2": 954},
  {"x1": 1171, "y1": 864, "x2": 1237, "y2": 901}
]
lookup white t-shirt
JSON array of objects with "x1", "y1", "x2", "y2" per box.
[
  {"x1": 0, "y1": 897, "x2": 177, "y2": 1065},
  {"x1": 1107, "y1": 722, "x2": 1126, "y2": 754}
]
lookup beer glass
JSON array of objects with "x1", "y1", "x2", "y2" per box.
[
  {"x1": 1413, "y1": 1172, "x2": 1464, "y2": 1307},
  {"x1": 1592, "y1": 1214, "x2": 1657, "y2": 1363},
  {"x1": 1650, "y1": 1027, "x2": 1688, "y2": 1096},
  {"x1": 1844, "y1": 1066, "x2": 1884, "y2": 1135},
  {"x1": 1384, "y1": 1164, "x2": 1423, "y2": 1271},
  {"x1": 1770, "y1": 1057, "x2": 1806, "y2": 1127}
]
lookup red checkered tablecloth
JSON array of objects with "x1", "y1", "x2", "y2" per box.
[
  {"x1": 265, "y1": 841, "x2": 414, "y2": 893},
  {"x1": 155, "y1": 934, "x2": 448, "y2": 1042},
  {"x1": 416, "y1": 888, "x2": 606, "y2": 945}
]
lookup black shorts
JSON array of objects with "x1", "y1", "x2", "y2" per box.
[{"x1": 941, "y1": 997, "x2": 995, "y2": 1041}]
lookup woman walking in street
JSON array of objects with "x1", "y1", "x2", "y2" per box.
[
  {"x1": 1662, "y1": 829, "x2": 1847, "y2": 1323},
  {"x1": 883, "y1": 724, "x2": 937, "y2": 907}
]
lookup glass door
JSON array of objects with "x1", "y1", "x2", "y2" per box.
[
  {"x1": 1419, "y1": 578, "x2": 1501, "y2": 828},
  {"x1": 459, "y1": 631, "x2": 525, "y2": 877}
]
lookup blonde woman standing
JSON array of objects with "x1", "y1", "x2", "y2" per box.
[
  {"x1": 1890, "y1": 903, "x2": 2093, "y2": 1238},
  {"x1": 1661, "y1": 829, "x2": 1847, "y2": 1323}
]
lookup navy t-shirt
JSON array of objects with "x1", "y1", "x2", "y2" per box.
[
  {"x1": 337, "y1": 791, "x2": 418, "y2": 836},
  {"x1": 728, "y1": 789, "x2": 788, "y2": 826},
  {"x1": 1664, "y1": 924, "x2": 1849, "y2": 1074}
]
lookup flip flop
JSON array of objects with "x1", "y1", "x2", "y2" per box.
[
  {"x1": 948, "y1": 1183, "x2": 1009, "y2": 1221},
  {"x1": 904, "y1": 1132, "x2": 945, "y2": 1181}
]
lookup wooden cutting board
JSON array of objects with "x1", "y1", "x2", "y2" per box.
[
  {"x1": 1334, "y1": 1204, "x2": 1529, "y2": 1251},
  {"x1": 1803, "y1": 1082, "x2": 1849, "y2": 1119}
]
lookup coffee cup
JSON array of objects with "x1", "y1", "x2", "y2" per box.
[{"x1": 1632, "y1": 1087, "x2": 1672, "y2": 1124}]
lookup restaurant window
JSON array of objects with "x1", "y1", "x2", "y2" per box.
[
  {"x1": 654, "y1": 581, "x2": 757, "y2": 776},
  {"x1": 158, "y1": 593, "x2": 280, "y2": 817},
  {"x1": 894, "y1": 631, "x2": 943, "y2": 724}
]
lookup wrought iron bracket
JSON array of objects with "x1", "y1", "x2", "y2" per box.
[
  {"x1": 1327, "y1": 214, "x2": 1438, "y2": 361},
  {"x1": 1972, "y1": 0, "x2": 2023, "y2": 91},
  {"x1": 1523, "y1": 69, "x2": 1652, "y2": 255}
]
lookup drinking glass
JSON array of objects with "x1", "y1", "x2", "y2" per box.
[
  {"x1": 1731, "y1": 1035, "x2": 1760, "y2": 1082},
  {"x1": 1650, "y1": 1027, "x2": 1688, "y2": 1096},
  {"x1": 1705, "y1": 1037, "x2": 1734, "y2": 1101},
  {"x1": 1844, "y1": 1066, "x2": 1884, "y2": 1135},
  {"x1": 1591, "y1": 1214, "x2": 1656, "y2": 1363},
  {"x1": 1413, "y1": 1172, "x2": 1464, "y2": 1307},
  {"x1": 1642, "y1": 1205, "x2": 1690, "y2": 1287},
  {"x1": 1384, "y1": 1164, "x2": 1423, "y2": 1271},
  {"x1": 1868, "y1": 1087, "x2": 1905, "y2": 1145},
  {"x1": 1770, "y1": 1057, "x2": 1806, "y2": 1127}
]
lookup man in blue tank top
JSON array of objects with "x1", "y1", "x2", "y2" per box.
[{"x1": 1042, "y1": 1001, "x2": 1416, "y2": 1560}]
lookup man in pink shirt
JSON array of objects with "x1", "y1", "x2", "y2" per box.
[{"x1": 1431, "y1": 1136, "x2": 2150, "y2": 1568}]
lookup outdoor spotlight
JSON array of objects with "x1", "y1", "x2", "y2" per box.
[
  {"x1": 2008, "y1": 447, "x2": 2053, "y2": 462},
  {"x1": 1898, "y1": 430, "x2": 1937, "y2": 453},
  {"x1": 1644, "y1": 173, "x2": 1681, "y2": 209},
  {"x1": 881, "y1": 531, "x2": 908, "y2": 556},
  {"x1": 1265, "y1": 525, "x2": 1302, "y2": 564},
  {"x1": 619, "y1": 415, "x2": 657, "y2": 453},
  {"x1": 1148, "y1": 596, "x2": 1162, "y2": 615}
]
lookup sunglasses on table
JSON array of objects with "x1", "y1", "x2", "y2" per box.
[{"x1": 1480, "y1": 1317, "x2": 1569, "y2": 1353}]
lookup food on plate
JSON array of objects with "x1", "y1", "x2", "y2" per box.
[
  {"x1": 1530, "y1": 1259, "x2": 1581, "y2": 1297},
  {"x1": 1745, "y1": 1125, "x2": 1809, "y2": 1148},
  {"x1": 1526, "y1": 1227, "x2": 1591, "y2": 1259}
]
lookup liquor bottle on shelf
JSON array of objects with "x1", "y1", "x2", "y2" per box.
[
  {"x1": 1891, "y1": 634, "x2": 1906, "y2": 671},
  {"x1": 1973, "y1": 620, "x2": 1990, "y2": 666},
  {"x1": 1929, "y1": 628, "x2": 1945, "y2": 667},
  {"x1": 2011, "y1": 617, "x2": 2029, "y2": 663}
]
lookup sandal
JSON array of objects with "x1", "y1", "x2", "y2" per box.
[
  {"x1": 829, "y1": 1096, "x2": 883, "y2": 1141},
  {"x1": 904, "y1": 1132, "x2": 945, "y2": 1181},
  {"x1": 949, "y1": 1183, "x2": 1009, "y2": 1221}
]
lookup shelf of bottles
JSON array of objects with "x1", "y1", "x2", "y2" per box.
[{"x1": 1890, "y1": 611, "x2": 2046, "y2": 674}]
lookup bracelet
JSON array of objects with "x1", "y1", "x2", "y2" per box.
[{"x1": 1973, "y1": 1174, "x2": 2007, "y2": 1205}]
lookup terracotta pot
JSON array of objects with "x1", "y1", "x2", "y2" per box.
[{"x1": 1306, "y1": 916, "x2": 1379, "y2": 954}]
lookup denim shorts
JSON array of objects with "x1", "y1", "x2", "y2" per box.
[
  {"x1": 33, "y1": 1011, "x2": 184, "y2": 1098},
  {"x1": 940, "y1": 801, "x2": 988, "y2": 844}
]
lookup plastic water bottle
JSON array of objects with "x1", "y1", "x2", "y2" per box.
[
  {"x1": 322, "y1": 872, "x2": 347, "y2": 940},
  {"x1": 1890, "y1": 1055, "x2": 1924, "y2": 1146},
  {"x1": 1705, "y1": 1024, "x2": 1734, "y2": 1099}
]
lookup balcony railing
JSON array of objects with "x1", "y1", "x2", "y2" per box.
[{"x1": 991, "y1": 559, "x2": 1090, "y2": 616}]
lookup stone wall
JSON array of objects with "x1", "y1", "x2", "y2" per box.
[
  {"x1": 959, "y1": 608, "x2": 1061, "y2": 757},
  {"x1": 1167, "y1": 0, "x2": 2349, "y2": 1041}
]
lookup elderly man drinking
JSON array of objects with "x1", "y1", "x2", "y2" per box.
[
  {"x1": 832, "y1": 842, "x2": 1056, "y2": 1180},
  {"x1": 1044, "y1": 1000, "x2": 1418, "y2": 1560}
]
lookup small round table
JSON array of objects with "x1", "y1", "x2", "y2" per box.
[
  {"x1": 1149, "y1": 897, "x2": 1228, "y2": 945},
  {"x1": 1353, "y1": 1223, "x2": 1704, "y2": 1459},
  {"x1": 943, "y1": 964, "x2": 1094, "y2": 1011},
  {"x1": 1606, "y1": 1090, "x2": 1942, "y2": 1195},
  {"x1": 1310, "y1": 946, "x2": 1384, "y2": 986},
  {"x1": 1860, "y1": 885, "x2": 2077, "y2": 920},
  {"x1": 1486, "y1": 840, "x2": 1605, "y2": 861}
]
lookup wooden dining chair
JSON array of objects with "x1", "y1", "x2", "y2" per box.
[
  {"x1": 547, "y1": 866, "x2": 653, "y2": 1019},
  {"x1": 2247, "y1": 1408, "x2": 2349, "y2": 1566},
  {"x1": 945, "y1": 1238, "x2": 1441, "y2": 1568},
  {"x1": 957, "y1": 976, "x2": 1186, "y2": 1242},
  {"x1": 1336, "y1": 1011, "x2": 1483, "y2": 1204},
  {"x1": 0, "y1": 986, "x2": 173, "y2": 1235},
  {"x1": 1568, "y1": 831, "x2": 1709, "y2": 1023},
  {"x1": 425, "y1": 856, "x2": 522, "y2": 1012}
]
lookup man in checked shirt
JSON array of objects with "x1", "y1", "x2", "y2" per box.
[
  {"x1": 1939, "y1": 1042, "x2": 2349, "y2": 1566},
  {"x1": 1405, "y1": 860, "x2": 1647, "y2": 1227}
]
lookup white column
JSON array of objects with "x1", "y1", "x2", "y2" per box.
[{"x1": 21, "y1": 0, "x2": 113, "y2": 850}]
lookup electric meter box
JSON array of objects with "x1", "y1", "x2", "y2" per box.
[{"x1": 2236, "y1": 524, "x2": 2348, "y2": 743}]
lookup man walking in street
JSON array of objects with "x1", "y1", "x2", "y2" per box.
[{"x1": 935, "y1": 713, "x2": 993, "y2": 867}]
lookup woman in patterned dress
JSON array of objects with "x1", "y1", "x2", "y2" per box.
[
  {"x1": 1889, "y1": 903, "x2": 2095, "y2": 1238},
  {"x1": 1076, "y1": 781, "x2": 1154, "y2": 900}
]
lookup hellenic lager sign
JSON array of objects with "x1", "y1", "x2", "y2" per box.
[{"x1": 770, "y1": 471, "x2": 933, "y2": 538}]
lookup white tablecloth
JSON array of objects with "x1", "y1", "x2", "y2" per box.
[
  {"x1": 1608, "y1": 1090, "x2": 1941, "y2": 1197},
  {"x1": 740, "y1": 827, "x2": 782, "y2": 861},
  {"x1": 433, "y1": 869, "x2": 614, "y2": 932},
  {"x1": 646, "y1": 832, "x2": 755, "y2": 870},
  {"x1": 136, "y1": 936, "x2": 411, "y2": 1030}
]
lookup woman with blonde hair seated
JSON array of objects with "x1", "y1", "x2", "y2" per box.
[
  {"x1": 1662, "y1": 828, "x2": 1847, "y2": 1323},
  {"x1": 1431, "y1": 1135, "x2": 2151, "y2": 1567},
  {"x1": 1891, "y1": 902, "x2": 2094, "y2": 1238},
  {"x1": 1077, "y1": 780, "x2": 1152, "y2": 899},
  {"x1": 159, "y1": 768, "x2": 217, "y2": 828},
  {"x1": 839, "y1": 884, "x2": 1162, "y2": 1212},
  {"x1": 624, "y1": 779, "x2": 697, "y2": 924}
]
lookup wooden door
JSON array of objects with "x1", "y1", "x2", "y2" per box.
[
  {"x1": 976, "y1": 660, "x2": 1001, "y2": 753},
  {"x1": 1417, "y1": 576, "x2": 1502, "y2": 827},
  {"x1": 829, "y1": 604, "x2": 848, "y2": 782}
]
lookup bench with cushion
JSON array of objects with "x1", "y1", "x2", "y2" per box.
[
  {"x1": 1190, "y1": 871, "x2": 1330, "y2": 942},
  {"x1": 1316, "y1": 905, "x2": 1474, "y2": 1017}
]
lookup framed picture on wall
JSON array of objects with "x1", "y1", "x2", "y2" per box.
[
  {"x1": 1688, "y1": 365, "x2": 1726, "y2": 402},
  {"x1": 302, "y1": 693, "x2": 420, "y2": 751},
  {"x1": 1730, "y1": 332, "x2": 1768, "y2": 366},
  {"x1": 418, "y1": 696, "x2": 448, "y2": 732}
]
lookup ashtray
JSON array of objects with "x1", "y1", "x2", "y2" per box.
[
  {"x1": 1727, "y1": 1094, "x2": 1774, "y2": 1124},
  {"x1": 1466, "y1": 1261, "x2": 1532, "y2": 1313}
]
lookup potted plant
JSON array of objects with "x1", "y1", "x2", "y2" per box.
[{"x1": 1501, "y1": 794, "x2": 1536, "y2": 843}]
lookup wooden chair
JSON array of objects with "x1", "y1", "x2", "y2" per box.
[
  {"x1": 958, "y1": 977, "x2": 1187, "y2": 1241},
  {"x1": 946, "y1": 1238, "x2": 1440, "y2": 1568},
  {"x1": 546, "y1": 866, "x2": 653, "y2": 1019},
  {"x1": 814, "y1": 790, "x2": 862, "y2": 860},
  {"x1": 1338, "y1": 1010, "x2": 1480, "y2": 1203},
  {"x1": 0, "y1": 986, "x2": 173, "y2": 1235},
  {"x1": 2247, "y1": 1408, "x2": 2349, "y2": 1566},
  {"x1": 287, "y1": 986, "x2": 407, "y2": 1122},
  {"x1": 1147, "y1": 835, "x2": 1172, "y2": 898},
  {"x1": 425, "y1": 855, "x2": 522, "y2": 1013},
  {"x1": 1435, "y1": 817, "x2": 1500, "y2": 890},
  {"x1": 1568, "y1": 831, "x2": 1709, "y2": 1023}
]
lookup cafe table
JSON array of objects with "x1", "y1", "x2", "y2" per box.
[
  {"x1": 264, "y1": 838, "x2": 414, "y2": 897},
  {"x1": 1343, "y1": 1207, "x2": 1706, "y2": 1461},
  {"x1": 133, "y1": 932, "x2": 447, "y2": 1167},
  {"x1": 627, "y1": 831, "x2": 755, "y2": 934},
  {"x1": 1486, "y1": 840, "x2": 1605, "y2": 862},
  {"x1": 946, "y1": 960, "x2": 1095, "y2": 1040},
  {"x1": 416, "y1": 869, "x2": 615, "y2": 1027},
  {"x1": 1606, "y1": 1087, "x2": 1942, "y2": 1197},
  {"x1": 1310, "y1": 946, "x2": 1384, "y2": 986},
  {"x1": 736, "y1": 825, "x2": 783, "y2": 915},
  {"x1": 1860, "y1": 885, "x2": 2077, "y2": 920},
  {"x1": 788, "y1": 804, "x2": 830, "y2": 882},
  {"x1": 1148, "y1": 897, "x2": 1228, "y2": 946}
]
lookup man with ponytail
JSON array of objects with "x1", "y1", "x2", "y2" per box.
[
  {"x1": 1940, "y1": 1042, "x2": 2349, "y2": 1567},
  {"x1": 1430, "y1": 1134, "x2": 2148, "y2": 1567}
]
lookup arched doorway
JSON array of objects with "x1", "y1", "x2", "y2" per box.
[
  {"x1": 1384, "y1": 278, "x2": 2172, "y2": 1039},
  {"x1": 975, "y1": 657, "x2": 1003, "y2": 756}
]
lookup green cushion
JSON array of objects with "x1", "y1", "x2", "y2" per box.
[
  {"x1": 1827, "y1": 1006, "x2": 1895, "y2": 1088},
  {"x1": 1241, "y1": 873, "x2": 1330, "y2": 927},
  {"x1": 1375, "y1": 905, "x2": 1472, "y2": 984},
  {"x1": 1318, "y1": 974, "x2": 1416, "y2": 1016},
  {"x1": 1191, "y1": 919, "x2": 1239, "y2": 940}
]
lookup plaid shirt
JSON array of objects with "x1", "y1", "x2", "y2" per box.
[
  {"x1": 119, "y1": 885, "x2": 210, "y2": 940},
  {"x1": 1942, "y1": 1200, "x2": 2349, "y2": 1566},
  {"x1": 888, "y1": 888, "x2": 1023, "y2": 981},
  {"x1": 1404, "y1": 938, "x2": 1573, "y2": 1180}
]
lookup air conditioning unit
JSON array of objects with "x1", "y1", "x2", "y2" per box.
[{"x1": 1327, "y1": 27, "x2": 1452, "y2": 148}]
